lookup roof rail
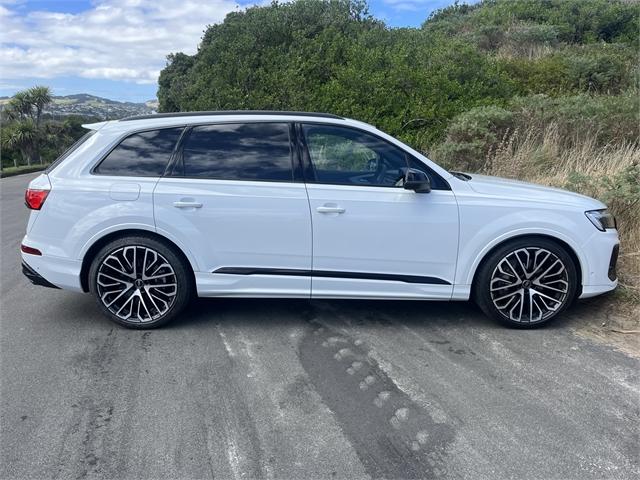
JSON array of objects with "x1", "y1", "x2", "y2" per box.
[{"x1": 119, "y1": 110, "x2": 344, "y2": 122}]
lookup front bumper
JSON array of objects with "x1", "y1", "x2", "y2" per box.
[
  {"x1": 608, "y1": 244, "x2": 619, "y2": 281},
  {"x1": 578, "y1": 229, "x2": 619, "y2": 299},
  {"x1": 22, "y1": 261, "x2": 60, "y2": 289}
]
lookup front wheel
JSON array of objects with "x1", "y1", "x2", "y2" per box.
[
  {"x1": 89, "y1": 236, "x2": 192, "y2": 329},
  {"x1": 474, "y1": 238, "x2": 578, "y2": 327}
]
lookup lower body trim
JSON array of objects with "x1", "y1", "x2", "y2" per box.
[
  {"x1": 212, "y1": 267, "x2": 451, "y2": 285},
  {"x1": 22, "y1": 261, "x2": 60, "y2": 289}
]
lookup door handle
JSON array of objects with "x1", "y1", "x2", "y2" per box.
[
  {"x1": 316, "y1": 205, "x2": 345, "y2": 214},
  {"x1": 173, "y1": 201, "x2": 203, "y2": 209}
]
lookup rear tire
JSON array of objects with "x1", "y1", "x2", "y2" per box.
[
  {"x1": 89, "y1": 235, "x2": 192, "y2": 329},
  {"x1": 474, "y1": 238, "x2": 578, "y2": 328}
]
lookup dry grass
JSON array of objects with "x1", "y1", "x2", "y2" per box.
[{"x1": 484, "y1": 124, "x2": 640, "y2": 304}]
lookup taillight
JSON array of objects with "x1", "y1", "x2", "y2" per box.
[
  {"x1": 21, "y1": 244, "x2": 42, "y2": 255},
  {"x1": 25, "y1": 189, "x2": 50, "y2": 210}
]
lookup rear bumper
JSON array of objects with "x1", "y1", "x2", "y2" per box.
[
  {"x1": 22, "y1": 261, "x2": 60, "y2": 289},
  {"x1": 20, "y1": 241, "x2": 83, "y2": 292}
]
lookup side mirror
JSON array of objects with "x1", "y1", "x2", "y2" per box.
[{"x1": 403, "y1": 168, "x2": 431, "y2": 193}]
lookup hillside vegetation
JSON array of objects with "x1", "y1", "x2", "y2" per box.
[
  {"x1": 0, "y1": 94, "x2": 155, "y2": 118},
  {"x1": 158, "y1": 0, "x2": 639, "y2": 301}
]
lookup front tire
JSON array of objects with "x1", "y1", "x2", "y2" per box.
[
  {"x1": 89, "y1": 235, "x2": 192, "y2": 329},
  {"x1": 474, "y1": 238, "x2": 578, "y2": 328}
]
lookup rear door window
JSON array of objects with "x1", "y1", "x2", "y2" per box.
[
  {"x1": 179, "y1": 123, "x2": 293, "y2": 181},
  {"x1": 94, "y1": 127, "x2": 183, "y2": 176}
]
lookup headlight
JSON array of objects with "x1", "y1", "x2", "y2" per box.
[{"x1": 585, "y1": 209, "x2": 617, "y2": 231}]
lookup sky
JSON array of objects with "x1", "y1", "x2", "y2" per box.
[{"x1": 0, "y1": 0, "x2": 473, "y2": 103}]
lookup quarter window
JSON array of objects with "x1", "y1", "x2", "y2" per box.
[
  {"x1": 180, "y1": 123, "x2": 293, "y2": 181},
  {"x1": 94, "y1": 128, "x2": 183, "y2": 176}
]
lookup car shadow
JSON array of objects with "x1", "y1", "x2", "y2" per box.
[
  {"x1": 51, "y1": 290, "x2": 594, "y2": 333},
  {"x1": 169, "y1": 297, "x2": 504, "y2": 331}
]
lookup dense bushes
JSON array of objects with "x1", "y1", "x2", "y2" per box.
[
  {"x1": 426, "y1": 0, "x2": 640, "y2": 44},
  {"x1": 430, "y1": 105, "x2": 514, "y2": 171},
  {"x1": 158, "y1": 0, "x2": 518, "y2": 145},
  {"x1": 158, "y1": 0, "x2": 638, "y2": 147},
  {"x1": 501, "y1": 44, "x2": 636, "y2": 95}
]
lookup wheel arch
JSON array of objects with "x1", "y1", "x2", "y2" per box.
[
  {"x1": 469, "y1": 233, "x2": 584, "y2": 298},
  {"x1": 80, "y1": 228, "x2": 196, "y2": 293}
]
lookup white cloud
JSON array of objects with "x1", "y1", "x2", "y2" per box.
[{"x1": 0, "y1": 0, "x2": 241, "y2": 84}]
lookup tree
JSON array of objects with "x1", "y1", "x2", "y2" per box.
[
  {"x1": 158, "y1": 53, "x2": 195, "y2": 112},
  {"x1": 2, "y1": 85, "x2": 53, "y2": 164},
  {"x1": 3, "y1": 120, "x2": 38, "y2": 167},
  {"x1": 6, "y1": 91, "x2": 32, "y2": 121},
  {"x1": 27, "y1": 86, "x2": 52, "y2": 129}
]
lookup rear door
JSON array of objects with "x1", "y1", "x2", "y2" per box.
[{"x1": 153, "y1": 122, "x2": 312, "y2": 297}]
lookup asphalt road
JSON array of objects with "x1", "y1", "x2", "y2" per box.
[{"x1": 1, "y1": 173, "x2": 638, "y2": 480}]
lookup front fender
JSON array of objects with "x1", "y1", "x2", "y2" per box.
[{"x1": 455, "y1": 207, "x2": 592, "y2": 289}]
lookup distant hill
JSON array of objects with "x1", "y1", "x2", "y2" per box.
[{"x1": 0, "y1": 93, "x2": 156, "y2": 120}]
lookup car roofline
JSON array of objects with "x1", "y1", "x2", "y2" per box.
[
  {"x1": 119, "y1": 110, "x2": 344, "y2": 122},
  {"x1": 83, "y1": 112, "x2": 354, "y2": 134}
]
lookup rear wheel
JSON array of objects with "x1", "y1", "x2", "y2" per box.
[
  {"x1": 474, "y1": 238, "x2": 578, "y2": 327},
  {"x1": 89, "y1": 236, "x2": 192, "y2": 328}
]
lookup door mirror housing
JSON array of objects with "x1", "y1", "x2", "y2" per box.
[{"x1": 403, "y1": 168, "x2": 431, "y2": 193}]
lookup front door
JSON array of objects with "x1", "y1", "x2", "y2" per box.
[
  {"x1": 154, "y1": 122, "x2": 312, "y2": 297},
  {"x1": 300, "y1": 123, "x2": 459, "y2": 299}
]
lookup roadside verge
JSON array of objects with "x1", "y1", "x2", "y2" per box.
[{"x1": 0, "y1": 165, "x2": 49, "y2": 179}]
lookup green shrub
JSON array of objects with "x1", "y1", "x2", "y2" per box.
[
  {"x1": 430, "y1": 105, "x2": 513, "y2": 170},
  {"x1": 563, "y1": 47, "x2": 630, "y2": 93},
  {"x1": 501, "y1": 44, "x2": 634, "y2": 95}
]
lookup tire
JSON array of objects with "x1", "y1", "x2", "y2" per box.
[
  {"x1": 473, "y1": 237, "x2": 578, "y2": 328},
  {"x1": 89, "y1": 235, "x2": 192, "y2": 329}
]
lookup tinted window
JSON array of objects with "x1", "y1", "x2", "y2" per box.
[
  {"x1": 181, "y1": 123, "x2": 292, "y2": 181},
  {"x1": 302, "y1": 124, "x2": 409, "y2": 187},
  {"x1": 302, "y1": 124, "x2": 448, "y2": 190},
  {"x1": 95, "y1": 128, "x2": 183, "y2": 176}
]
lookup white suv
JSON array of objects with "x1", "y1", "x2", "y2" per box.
[{"x1": 21, "y1": 111, "x2": 619, "y2": 328}]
